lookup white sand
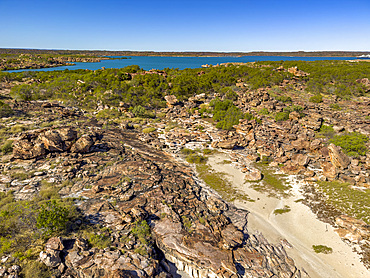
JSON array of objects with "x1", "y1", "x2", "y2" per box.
[{"x1": 207, "y1": 153, "x2": 370, "y2": 278}]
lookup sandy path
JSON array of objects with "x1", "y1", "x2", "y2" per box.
[{"x1": 207, "y1": 153, "x2": 370, "y2": 278}]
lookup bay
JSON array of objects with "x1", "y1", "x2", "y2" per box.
[{"x1": 7, "y1": 55, "x2": 353, "y2": 73}]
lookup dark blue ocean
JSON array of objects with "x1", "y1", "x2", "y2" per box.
[{"x1": 7, "y1": 56, "x2": 353, "y2": 72}]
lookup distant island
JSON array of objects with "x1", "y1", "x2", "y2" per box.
[{"x1": 1, "y1": 48, "x2": 370, "y2": 57}]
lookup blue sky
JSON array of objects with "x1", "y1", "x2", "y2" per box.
[{"x1": 1, "y1": 0, "x2": 369, "y2": 51}]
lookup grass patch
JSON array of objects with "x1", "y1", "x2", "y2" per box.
[
  {"x1": 317, "y1": 181, "x2": 370, "y2": 224},
  {"x1": 251, "y1": 163, "x2": 291, "y2": 197},
  {"x1": 218, "y1": 159, "x2": 232, "y2": 165},
  {"x1": 196, "y1": 164, "x2": 253, "y2": 202},
  {"x1": 258, "y1": 108, "x2": 270, "y2": 115},
  {"x1": 312, "y1": 244, "x2": 333, "y2": 254},
  {"x1": 186, "y1": 153, "x2": 207, "y2": 164},
  {"x1": 10, "y1": 171, "x2": 29, "y2": 181},
  {"x1": 273, "y1": 205, "x2": 291, "y2": 215},
  {"x1": 88, "y1": 233, "x2": 111, "y2": 249}
]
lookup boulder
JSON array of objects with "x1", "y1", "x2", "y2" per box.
[
  {"x1": 12, "y1": 140, "x2": 46, "y2": 159},
  {"x1": 244, "y1": 168, "x2": 262, "y2": 181},
  {"x1": 220, "y1": 225, "x2": 244, "y2": 249},
  {"x1": 40, "y1": 250, "x2": 62, "y2": 268},
  {"x1": 211, "y1": 140, "x2": 236, "y2": 149},
  {"x1": 281, "y1": 161, "x2": 306, "y2": 175},
  {"x1": 291, "y1": 153, "x2": 310, "y2": 166},
  {"x1": 321, "y1": 161, "x2": 337, "y2": 179},
  {"x1": 70, "y1": 134, "x2": 95, "y2": 153},
  {"x1": 45, "y1": 237, "x2": 64, "y2": 251},
  {"x1": 38, "y1": 130, "x2": 64, "y2": 152},
  {"x1": 164, "y1": 95, "x2": 179, "y2": 107},
  {"x1": 328, "y1": 143, "x2": 350, "y2": 169},
  {"x1": 291, "y1": 138, "x2": 310, "y2": 151},
  {"x1": 299, "y1": 113, "x2": 323, "y2": 131}
]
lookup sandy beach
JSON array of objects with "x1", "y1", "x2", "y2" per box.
[{"x1": 207, "y1": 152, "x2": 370, "y2": 278}]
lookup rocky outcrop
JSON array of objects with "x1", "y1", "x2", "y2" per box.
[
  {"x1": 335, "y1": 215, "x2": 370, "y2": 243},
  {"x1": 13, "y1": 123, "x2": 301, "y2": 278},
  {"x1": 328, "y1": 143, "x2": 350, "y2": 169},
  {"x1": 12, "y1": 128, "x2": 95, "y2": 159}
]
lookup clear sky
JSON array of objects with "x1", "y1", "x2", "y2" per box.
[{"x1": 1, "y1": 0, "x2": 369, "y2": 52}]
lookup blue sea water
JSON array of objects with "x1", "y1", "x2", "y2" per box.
[{"x1": 7, "y1": 56, "x2": 353, "y2": 73}]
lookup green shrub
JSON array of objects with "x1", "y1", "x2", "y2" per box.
[
  {"x1": 87, "y1": 233, "x2": 111, "y2": 249},
  {"x1": 215, "y1": 106, "x2": 244, "y2": 130},
  {"x1": 1, "y1": 140, "x2": 13, "y2": 154},
  {"x1": 36, "y1": 200, "x2": 69, "y2": 236},
  {"x1": 273, "y1": 206, "x2": 291, "y2": 215},
  {"x1": 275, "y1": 111, "x2": 289, "y2": 121},
  {"x1": 21, "y1": 261, "x2": 51, "y2": 278},
  {"x1": 186, "y1": 154, "x2": 207, "y2": 164},
  {"x1": 330, "y1": 103, "x2": 342, "y2": 110},
  {"x1": 312, "y1": 245, "x2": 333, "y2": 254},
  {"x1": 309, "y1": 94, "x2": 323, "y2": 103},
  {"x1": 142, "y1": 127, "x2": 156, "y2": 133},
  {"x1": 258, "y1": 108, "x2": 269, "y2": 115},
  {"x1": 276, "y1": 95, "x2": 292, "y2": 103},
  {"x1": 0, "y1": 101, "x2": 13, "y2": 117},
  {"x1": 96, "y1": 108, "x2": 121, "y2": 119},
  {"x1": 330, "y1": 132, "x2": 368, "y2": 157},
  {"x1": 181, "y1": 148, "x2": 196, "y2": 155},
  {"x1": 318, "y1": 125, "x2": 335, "y2": 138},
  {"x1": 131, "y1": 105, "x2": 154, "y2": 118},
  {"x1": 131, "y1": 220, "x2": 151, "y2": 245}
]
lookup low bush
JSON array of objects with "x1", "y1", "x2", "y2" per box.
[
  {"x1": 21, "y1": 261, "x2": 51, "y2": 278},
  {"x1": 330, "y1": 103, "x2": 342, "y2": 110},
  {"x1": 258, "y1": 108, "x2": 269, "y2": 115},
  {"x1": 276, "y1": 95, "x2": 292, "y2": 103},
  {"x1": 181, "y1": 148, "x2": 196, "y2": 155},
  {"x1": 309, "y1": 94, "x2": 323, "y2": 103},
  {"x1": 36, "y1": 200, "x2": 69, "y2": 236},
  {"x1": 131, "y1": 105, "x2": 154, "y2": 118},
  {"x1": 96, "y1": 108, "x2": 121, "y2": 119},
  {"x1": 318, "y1": 124, "x2": 335, "y2": 138},
  {"x1": 142, "y1": 127, "x2": 156, "y2": 133},
  {"x1": 131, "y1": 220, "x2": 151, "y2": 245},
  {"x1": 86, "y1": 232, "x2": 111, "y2": 249},
  {"x1": 330, "y1": 132, "x2": 368, "y2": 157},
  {"x1": 1, "y1": 140, "x2": 13, "y2": 154},
  {"x1": 0, "y1": 101, "x2": 13, "y2": 117},
  {"x1": 275, "y1": 111, "x2": 289, "y2": 121},
  {"x1": 186, "y1": 154, "x2": 207, "y2": 164}
]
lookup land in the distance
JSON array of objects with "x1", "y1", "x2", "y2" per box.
[
  {"x1": 1, "y1": 48, "x2": 370, "y2": 57},
  {"x1": 0, "y1": 56, "x2": 369, "y2": 278}
]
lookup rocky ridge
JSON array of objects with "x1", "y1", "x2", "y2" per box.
[{"x1": 0, "y1": 101, "x2": 305, "y2": 277}]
